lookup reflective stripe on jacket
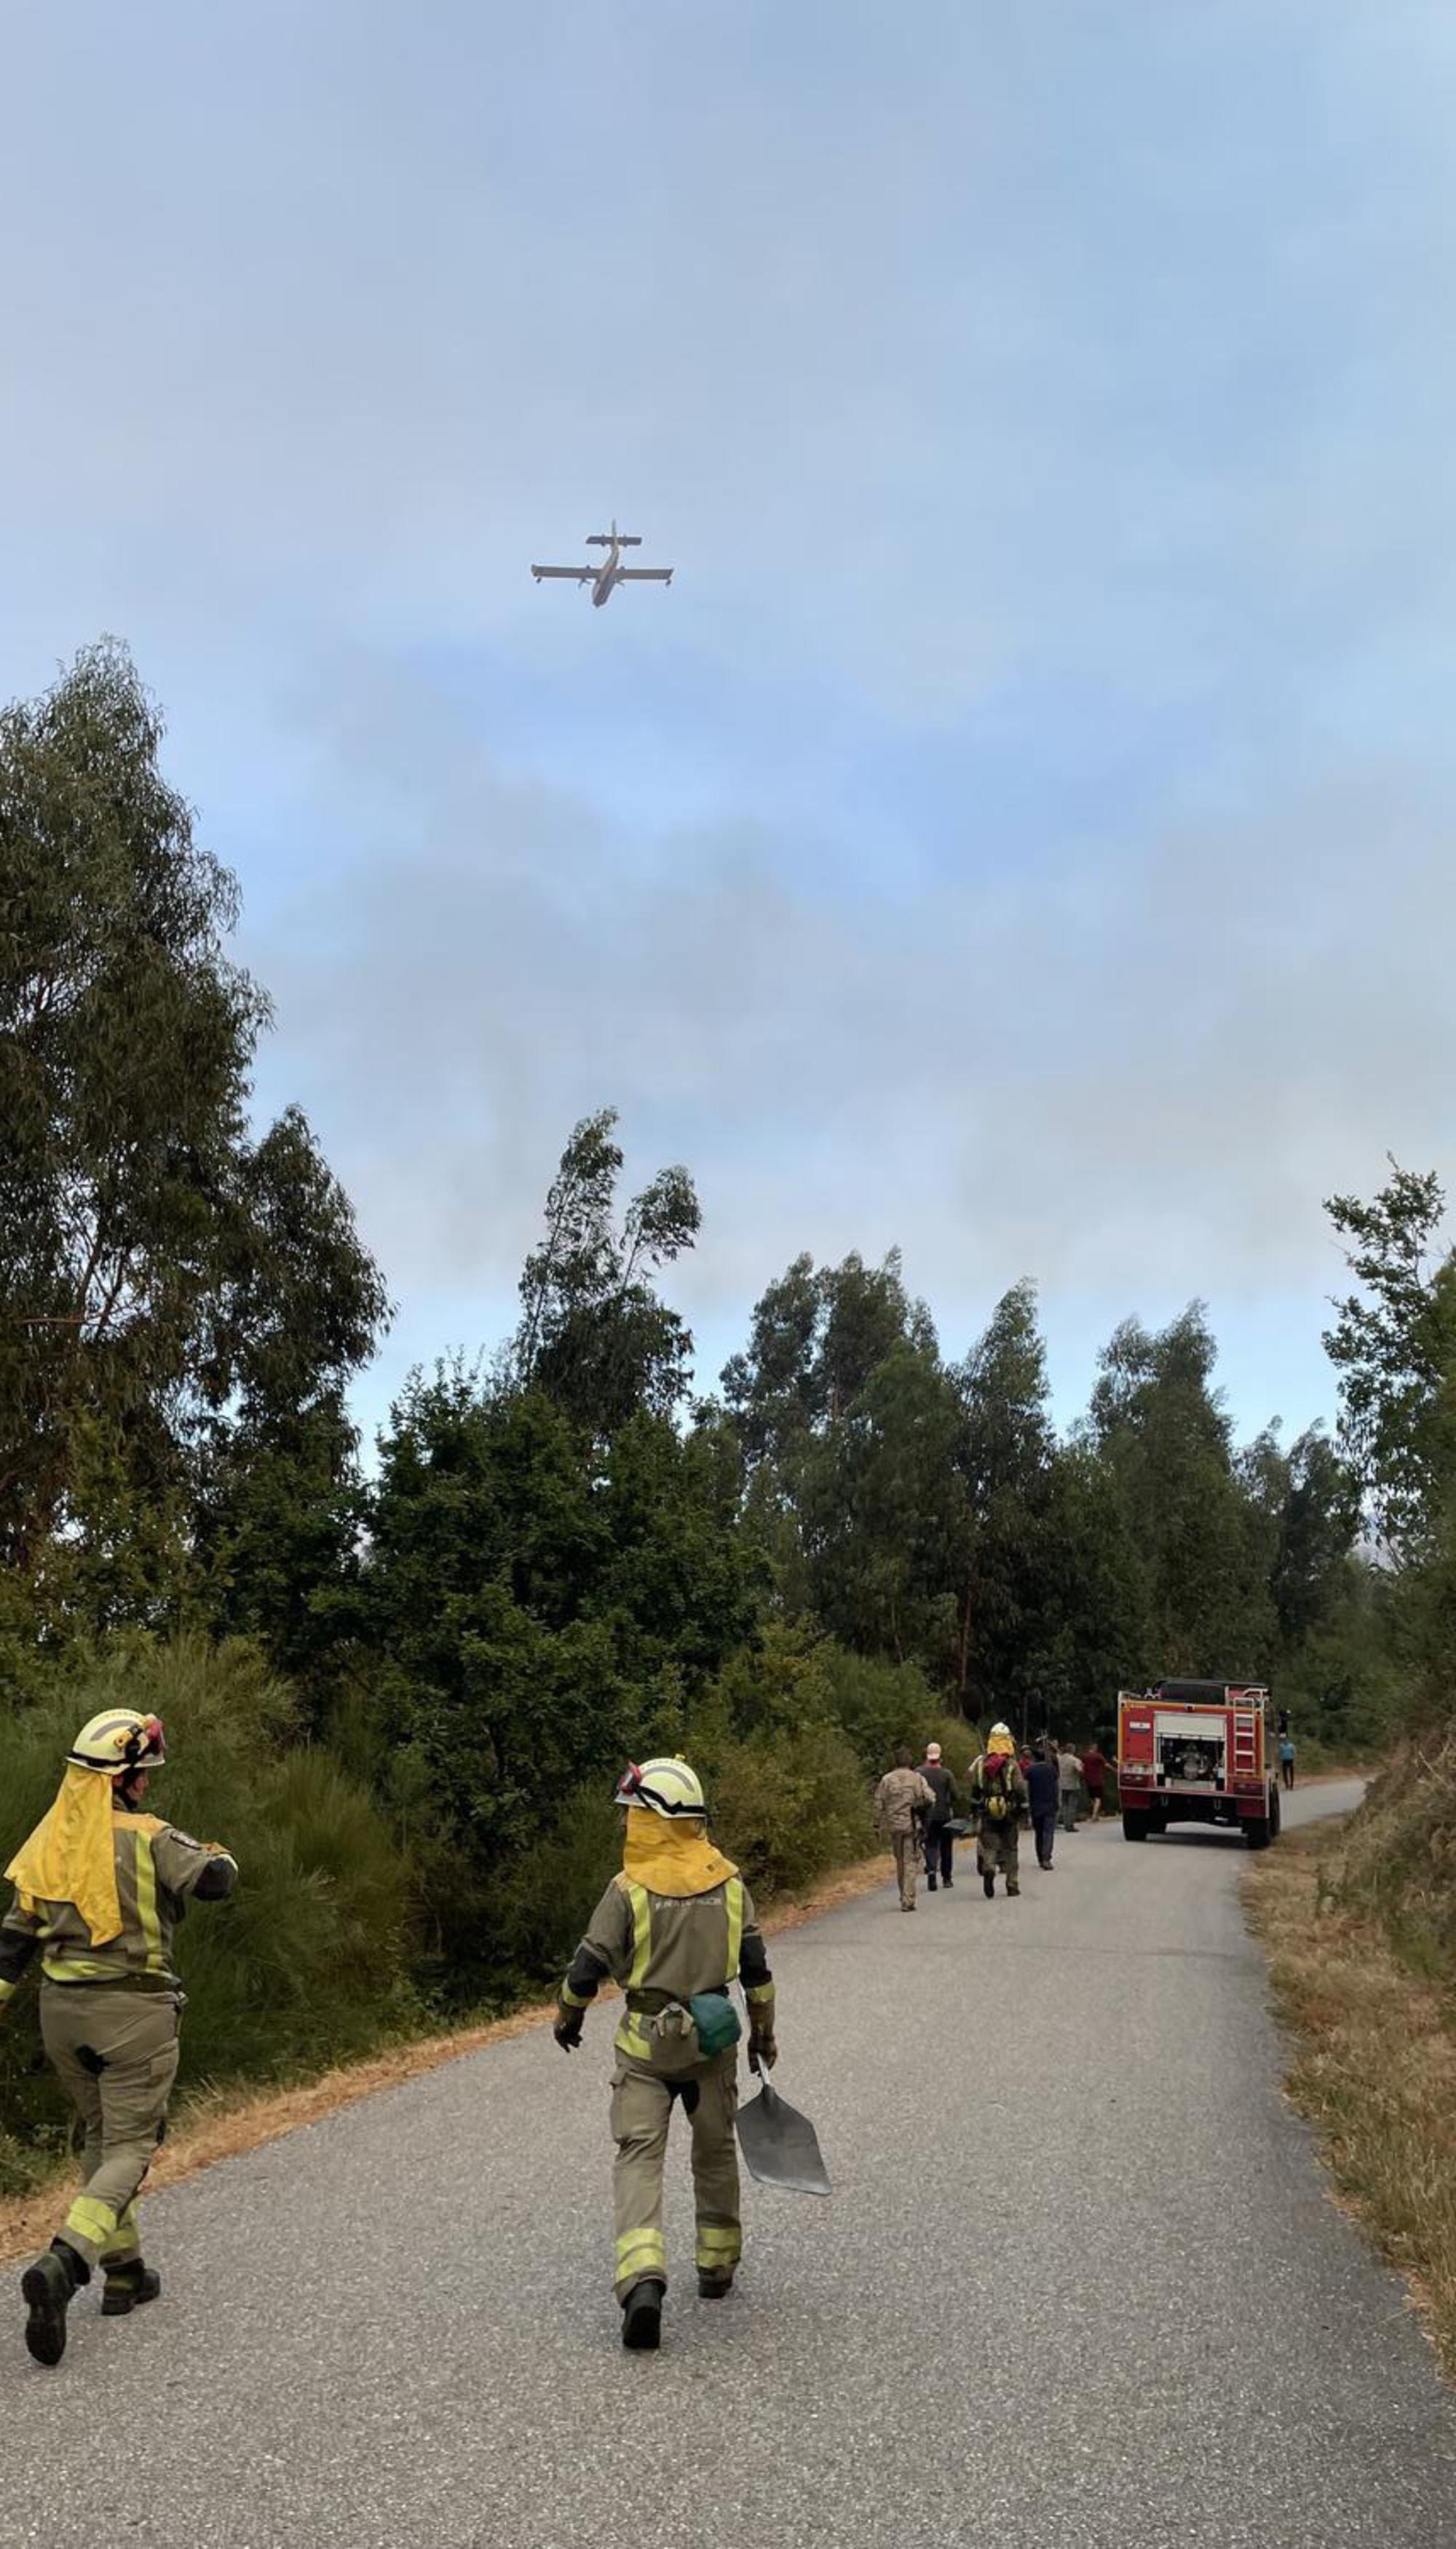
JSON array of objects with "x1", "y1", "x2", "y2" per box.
[
  {"x1": 561, "y1": 1870, "x2": 774, "y2": 2058},
  {"x1": 0, "y1": 1812, "x2": 237, "y2": 1991}
]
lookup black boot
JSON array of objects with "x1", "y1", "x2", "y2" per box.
[
  {"x1": 22, "y1": 2239, "x2": 88, "y2": 2368},
  {"x1": 697, "y1": 2272, "x2": 734, "y2": 2300},
  {"x1": 927, "y1": 1875, "x2": 938, "y2": 1892},
  {"x1": 101, "y1": 2259, "x2": 162, "y2": 2318},
  {"x1": 622, "y1": 2278, "x2": 665, "y2": 2351},
  {"x1": 983, "y1": 1871, "x2": 995, "y2": 1899}
]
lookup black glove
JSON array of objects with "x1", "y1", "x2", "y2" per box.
[
  {"x1": 748, "y1": 2025, "x2": 778, "y2": 2076},
  {"x1": 553, "y1": 2004, "x2": 585, "y2": 2052}
]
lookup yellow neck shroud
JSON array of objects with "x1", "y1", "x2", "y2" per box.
[
  {"x1": 622, "y1": 1807, "x2": 737, "y2": 1900},
  {"x1": 6, "y1": 1766, "x2": 123, "y2": 1944}
]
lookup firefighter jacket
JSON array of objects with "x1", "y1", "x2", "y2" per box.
[
  {"x1": 0, "y1": 1812, "x2": 237, "y2": 2003},
  {"x1": 561, "y1": 1870, "x2": 774, "y2": 2066}
]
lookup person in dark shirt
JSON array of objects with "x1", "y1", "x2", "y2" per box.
[
  {"x1": 1026, "y1": 1740, "x2": 1061, "y2": 1869},
  {"x1": 917, "y1": 1742, "x2": 957, "y2": 1892},
  {"x1": 1081, "y1": 1740, "x2": 1109, "y2": 1822}
]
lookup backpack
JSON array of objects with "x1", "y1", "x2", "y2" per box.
[{"x1": 977, "y1": 1755, "x2": 1018, "y2": 1821}]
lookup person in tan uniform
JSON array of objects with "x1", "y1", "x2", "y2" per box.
[
  {"x1": 874, "y1": 1748, "x2": 935, "y2": 1910},
  {"x1": 554, "y1": 1756, "x2": 776, "y2": 2352},
  {"x1": 0, "y1": 1708, "x2": 238, "y2": 2366}
]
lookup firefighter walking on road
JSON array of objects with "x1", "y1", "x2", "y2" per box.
[
  {"x1": 0, "y1": 1710, "x2": 238, "y2": 2368},
  {"x1": 874, "y1": 1748, "x2": 936, "y2": 1910},
  {"x1": 554, "y1": 1757, "x2": 776, "y2": 2353},
  {"x1": 968, "y1": 1723, "x2": 1029, "y2": 1898}
]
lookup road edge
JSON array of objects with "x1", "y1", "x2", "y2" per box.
[{"x1": 1245, "y1": 1814, "x2": 1456, "y2": 2383}]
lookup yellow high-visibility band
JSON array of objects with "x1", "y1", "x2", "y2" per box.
[
  {"x1": 615, "y1": 2229, "x2": 667, "y2": 2272},
  {"x1": 744, "y1": 1980, "x2": 775, "y2": 2007},
  {"x1": 625, "y1": 1883, "x2": 652, "y2": 1990},
  {"x1": 614, "y1": 2018, "x2": 652, "y2": 2061},
  {"x1": 0, "y1": 1977, "x2": 15, "y2": 2004},
  {"x1": 134, "y1": 1831, "x2": 163, "y2": 1972},
  {"x1": 66, "y1": 2194, "x2": 120, "y2": 2251},
  {"x1": 695, "y1": 2224, "x2": 741, "y2": 2262},
  {"x1": 560, "y1": 1983, "x2": 593, "y2": 2009},
  {"x1": 41, "y1": 1954, "x2": 121, "y2": 1983},
  {"x1": 100, "y1": 2206, "x2": 141, "y2": 2263},
  {"x1": 724, "y1": 1878, "x2": 744, "y2": 1985}
]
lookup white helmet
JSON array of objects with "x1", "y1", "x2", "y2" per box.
[
  {"x1": 67, "y1": 1710, "x2": 167, "y2": 1776},
  {"x1": 614, "y1": 1757, "x2": 707, "y2": 1819}
]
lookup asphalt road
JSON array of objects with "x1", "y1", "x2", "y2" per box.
[{"x1": 7, "y1": 1777, "x2": 1455, "y2": 2549}]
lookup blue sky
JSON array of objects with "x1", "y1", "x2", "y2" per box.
[{"x1": 3, "y1": 1, "x2": 1452, "y2": 1446}]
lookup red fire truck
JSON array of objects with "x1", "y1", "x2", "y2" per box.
[{"x1": 1117, "y1": 1680, "x2": 1282, "y2": 1848}]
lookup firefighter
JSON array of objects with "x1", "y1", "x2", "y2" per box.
[
  {"x1": 554, "y1": 1757, "x2": 776, "y2": 2352},
  {"x1": 0, "y1": 1709, "x2": 238, "y2": 2367},
  {"x1": 967, "y1": 1722, "x2": 1029, "y2": 1898}
]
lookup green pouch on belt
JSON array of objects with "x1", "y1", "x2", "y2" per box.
[{"x1": 689, "y1": 1991, "x2": 743, "y2": 2058}]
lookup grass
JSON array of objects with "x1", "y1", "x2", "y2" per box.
[{"x1": 1246, "y1": 1752, "x2": 1456, "y2": 2378}]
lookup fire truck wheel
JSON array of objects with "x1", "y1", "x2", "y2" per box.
[
  {"x1": 1244, "y1": 1815, "x2": 1272, "y2": 1849},
  {"x1": 1268, "y1": 1786, "x2": 1282, "y2": 1838},
  {"x1": 1122, "y1": 1811, "x2": 1150, "y2": 1841}
]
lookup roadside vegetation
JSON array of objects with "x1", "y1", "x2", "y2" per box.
[
  {"x1": 1249, "y1": 1164, "x2": 1456, "y2": 2365},
  {"x1": 1249, "y1": 1750, "x2": 1456, "y2": 2376},
  {"x1": 0, "y1": 642, "x2": 1424, "y2": 2202}
]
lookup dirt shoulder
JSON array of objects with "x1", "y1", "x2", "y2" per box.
[
  {"x1": 0, "y1": 1849, "x2": 894, "y2": 2265},
  {"x1": 1246, "y1": 1826, "x2": 1456, "y2": 2379}
]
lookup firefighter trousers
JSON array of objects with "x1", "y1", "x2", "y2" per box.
[
  {"x1": 610, "y1": 2047, "x2": 741, "y2": 2300},
  {"x1": 41, "y1": 1984, "x2": 181, "y2": 2270},
  {"x1": 976, "y1": 1824, "x2": 1021, "y2": 1893},
  {"x1": 890, "y1": 1832, "x2": 919, "y2": 1907}
]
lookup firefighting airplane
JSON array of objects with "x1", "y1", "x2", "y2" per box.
[{"x1": 530, "y1": 521, "x2": 674, "y2": 609}]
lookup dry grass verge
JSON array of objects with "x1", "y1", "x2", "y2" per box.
[
  {"x1": 0, "y1": 1849, "x2": 894, "y2": 2264},
  {"x1": 1246, "y1": 1825, "x2": 1456, "y2": 2377}
]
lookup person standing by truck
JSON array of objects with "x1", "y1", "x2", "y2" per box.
[
  {"x1": 1279, "y1": 1732, "x2": 1296, "y2": 1790},
  {"x1": 1081, "y1": 1737, "x2": 1109, "y2": 1822},
  {"x1": 1057, "y1": 1742, "x2": 1082, "y2": 1831}
]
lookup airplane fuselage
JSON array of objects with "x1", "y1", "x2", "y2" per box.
[{"x1": 591, "y1": 542, "x2": 622, "y2": 606}]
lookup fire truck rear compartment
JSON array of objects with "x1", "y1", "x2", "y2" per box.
[{"x1": 1154, "y1": 1711, "x2": 1226, "y2": 1786}]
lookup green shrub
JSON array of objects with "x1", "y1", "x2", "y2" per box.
[
  {"x1": 818, "y1": 1647, "x2": 942, "y2": 1774},
  {"x1": 709, "y1": 1720, "x2": 874, "y2": 1900},
  {"x1": 478, "y1": 1785, "x2": 623, "y2": 1999}
]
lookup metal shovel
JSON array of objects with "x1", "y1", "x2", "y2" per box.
[{"x1": 735, "y1": 2079, "x2": 831, "y2": 2197}]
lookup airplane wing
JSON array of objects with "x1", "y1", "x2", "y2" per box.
[
  {"x1": 531, "y1": 565, "x2": 593, "y2": 582},
  {"x1": 615, "y1": 568, "x2": 673, "y2": 583}
]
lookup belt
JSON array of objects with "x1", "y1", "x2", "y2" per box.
[
  {"x1": 626, "y1": 1985, "x2": 728, "y2": 2015},
  {"x1": 43, "y1": 1971, "x2": 179, "y2": 1996}
]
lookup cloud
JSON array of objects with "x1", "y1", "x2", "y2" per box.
[
  {"x1": 2, "y1": 0, "x2": 1452, "y2": 1436},
  {"x1": 248, "y1": 652, "x2": 1455, "y2": 1356}
]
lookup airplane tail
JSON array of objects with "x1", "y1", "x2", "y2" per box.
[{"x1": 586, "y1": 528, "x2": 642, "y2": 548}]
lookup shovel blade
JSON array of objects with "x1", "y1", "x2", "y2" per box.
[{"x1": 735, "y1": 2081, "x2": 831, "y2": 2197}]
